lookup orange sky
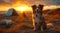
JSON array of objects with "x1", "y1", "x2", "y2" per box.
[{"x1": 0, "y1": 0, "x2": 60, "y2": 11}]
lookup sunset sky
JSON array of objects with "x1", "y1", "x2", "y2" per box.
[{"x1": 0, "y1": 0, "x2": 60, "y2": 11}]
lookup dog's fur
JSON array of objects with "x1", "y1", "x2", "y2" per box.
[{"x1": 32, "y1": 5, "x2": 46, "y2": 31}]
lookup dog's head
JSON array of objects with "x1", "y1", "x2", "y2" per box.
[{"x1": 32, "y1": 4, "x2": 44, "y2": 14}]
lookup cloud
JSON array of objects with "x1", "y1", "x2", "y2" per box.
[
  {"x1": 0, "y1": 0, "x2": 12, "y2": 4},
  {"x1": 55, "y1": 0, "x2": 60, "y2": 5},
  {"x1": 0, "y1": 0, "x2": 60, "y2": 6},
  {"x1": 28, "y1": 0, "x2": 60, "y2": 5}
]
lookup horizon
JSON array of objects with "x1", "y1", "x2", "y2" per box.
[{"x1": 0, "y1": 5, "x2": 60, "y2": 11}]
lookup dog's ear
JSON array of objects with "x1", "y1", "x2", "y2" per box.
[
  {"x1": 38, "y1": 4, "x2": 44, "y2": 14},
  {"x1": 38, "y1": 4, "x2": 44, "y2": 11},
  {"x1": 32, "y1": 5, "x2": 37, "y2": 14}
]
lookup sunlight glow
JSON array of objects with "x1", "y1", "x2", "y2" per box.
[
  {"x1": 14, "y1": 5, "x2": 32, "y2": 13},
  {"x1": 16, "y1": 7, "x2": 26, "y2": 11}
]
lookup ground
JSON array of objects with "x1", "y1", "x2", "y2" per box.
[{"x1": 0, "y1": 11, "x2": 60, "y2": 33}]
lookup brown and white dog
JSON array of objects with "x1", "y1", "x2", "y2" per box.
[{"x1": 32, "y1": 5, "x2": 47, "y2": 31}]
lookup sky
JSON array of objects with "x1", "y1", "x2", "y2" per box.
[
  {"x1": 0, "y1": 0, "x2": 60, "y2": 11},
  {"x1": 0, "y1": 0, "x2": 60, "y2": 5}
]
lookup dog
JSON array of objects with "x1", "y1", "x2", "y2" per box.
[{"x1": 32, "y1": 5, "x2": 46, "y2": 31}]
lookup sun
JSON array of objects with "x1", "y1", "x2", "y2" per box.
[
  {"x1": 19, "y1": 7, "x2": 26, "y2": 11},
  {"x1": 14, "y1": 5, "x2": 32, "y2": 13},
  {"x1": 16, "y1": 7, "x2": 26, "y2": 11},
  {"x1": 14, "y1": 6, "x2": 26, "y2": 13}
]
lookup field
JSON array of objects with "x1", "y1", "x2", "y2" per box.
[{"x1": 0, "y1": 8, "x2": 60, "y2": 33}]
